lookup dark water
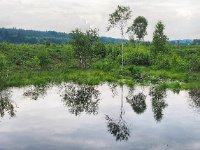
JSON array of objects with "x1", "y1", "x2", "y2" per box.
[{"x1": 0, "y1": 83, "x2": 200, "y2": 150}]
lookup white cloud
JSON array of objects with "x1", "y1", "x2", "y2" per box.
[{"x1": 0, "y1": 0, "x2": 200, "y2": 40}]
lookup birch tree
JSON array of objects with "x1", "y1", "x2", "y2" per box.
[{"x1": 107, "y1": 5, "x2": 132, "y2": 71}]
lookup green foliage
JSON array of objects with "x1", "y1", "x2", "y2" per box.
[
  {"x1": 38, "y1": 49, "x2": 49, "y2": 69},
  {"x1": 0, "y1": 53, "x2": 8, "y2": 82},
  {"x1": 124, "y1": 46, "x2": 151, "y2": 66},
  {"x1": 0, "y1": 28, "x2": 129, "y2": 44},
  {"x1": 107, "y1": 5, "x2": 132, "y2": 70},
  {"x1": 193, "y1": 39, "x2": 200, "y2": 45},
  {"x1": 48, "y1": 45, "x2": 74, "y2": 65},
  {"x1": 24, "y1": 56, "x2": 41, "y2": 71},
  {"x1": 170, "y1": 53, "x2": 188, "y2": 71},
  {"x1": 92, "y1": 59, "x2": 117, "y2": 72},
  {"x1": 106, "y1": 44, "x2": 121, "y2": 60},
  {"x1": 0, "y1": 28, "x2": 70, "y2": 44},
  {"x1": 70, "y1": 28, "x2": 99, "y2": 68},
  {"x1": 127, "y1": 16, "x2": 148, "y2": 42},
  {"x1": 153, "y1": 53, "x2": 188, "y2": 71},
  {"x1": 153, "y1": 54, "x2": 171, "y2": 70},
  {"x1": 93, "y1": 42, "x2": 106, "y2": 59},
  {"x1": 152, "y1": 21, "x2": 168, "y2": 53},
  {"x1": 1, "y1": 42, "x2": 200, "y2": 90},
  {"x1": 188, "y1": 53, "x2": 200, "y2": 72},
  {"x1": 107, "y1": 5, "x2": 132, "y2": 32},
  {"x1": 127, "y1": 65, "x2": 143, "y2": 79},
  {"x1": 0, "y1": 43, "x2": 74, "y2": 71},
  {"x1": 0, "y1": 53, "x2": 7, "y2": 71}
]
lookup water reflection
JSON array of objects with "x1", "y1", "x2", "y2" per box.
[
  {"x1": 105, "y1": 115, "x2": 130, "y2": 141},
  {"x1": 23, "y1": 85, "x2": 49, "y2": 100},
  {"x1": 126, "y1": 88, "x2": 147, "y2": 114},
  {"x1": 105, "y1": 86, "x2": 130, "y2": 141},
  {"x1": 149, "y1": 86, "x2": 168, "y2": 122},
  {"x1": 0, "y1": 84, "x2": 200, "y2": 149},
  {"x1": 61, "y1": 84, "x2": 100, "y2": 116},
  {"x1": 0, "y1": 88, "x2": 16, "y2": 118},
  {"x1": 188, "y1": 89, "x2": 200, "y2": 112},
  {"x1": 108, "y1": 83, "x2": 118, "y2": 97}
]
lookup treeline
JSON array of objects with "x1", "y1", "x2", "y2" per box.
[
  {"x1": 0, "y1": 28, "x2": 127, "y2": 44},
  {"x1": 193, "y1": 39, "x2": 200, "y2": 45},
  {"x1": 0, "y1": 28, "x2": 69, "y2": 44},
  {"x1": 0, "y1": 28, "x2": 199, "y2": 45}
]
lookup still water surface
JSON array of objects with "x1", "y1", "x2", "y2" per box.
[{"x1": 0, "y1": 83, "x2": 200, "y2": 150}]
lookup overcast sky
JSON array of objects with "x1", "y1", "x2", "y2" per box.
[{"x1": 0, "y1": 0, "x2": 200, "y2": 40}]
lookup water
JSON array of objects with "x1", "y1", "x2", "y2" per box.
[{"x1": 0, "y1": 83, "x2": 200, "y2": 150}]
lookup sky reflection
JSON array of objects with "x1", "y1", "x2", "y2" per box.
[{"x1": 0, "y1": 84, "x2": 199, "y2": 150}]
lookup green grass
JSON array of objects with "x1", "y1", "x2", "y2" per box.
[
  {"x1": 1, "y1": 67, "x2": 200, "y2": 90},
  {"x1": 1, "y1": 69, "x2": 135, "y2": 88},
  {"x1": 1, "y1": 43, "x2": 200, "y2": 90}
]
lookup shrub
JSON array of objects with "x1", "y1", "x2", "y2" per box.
[
  {"x1": 169, "y1": 53, "x2": 188, "y2": 71},
  {"x1": 127, "y1": 65, "x2": 143, "y2": 79},
  {"x1": 153, "y1": 54, "x2": 171, "y2": 70},
  {"x1": 188, "y1": 54, "x2": 200, "y2": 72},
  {"x1": 106, "y1": 44, "x2": 121, "y2": 61},
  {"x1": 38, "y1": 49, "x2": 49, "y2": 69},
  {"x1": 92, "y1": 59, "x2": 116, "y2": 71},
  {"x1": 0, "y1": 53, "x2": 8, "y2": 81},
  {"x1": 0, "y1": 53, "x2": 7, "y2": 71},
  {"x1": 93, "y1": 42, "x2": 106, "y2": 59},
  {"x1": 124, "y1": 47, "x2": 151, "y2": 66},
  {"x1": 24, "y1": 56, "x2": 41, "y2": 71}
]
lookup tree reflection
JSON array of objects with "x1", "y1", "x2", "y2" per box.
[
  {"x1": 105, "y1": 114, "x2": 130, "y2": 141},
  {"x1": 105, "y1": 86, "x2": 130, "y2": 141},
  {"x1": 149, "y1": 86, "x2": 168, "y2": 122},
  {"x1": 108, "y1": 83, "x2": 118, "y2": 97},
  {"x1": 0, "y1": 88, "x2": 16, "y2": 118},
  {"x1": 61, "y1": 84, "x2": 100, "y2": 116},
  {"x1": 188, "y1": 89, "x2": 200, "y2": 111},
  {"x1": 127, "y1": 92, "x2": 147, "y2": 114},
  {"x1": 23, "y1": 85, "x2": 48, "y2": 100}
]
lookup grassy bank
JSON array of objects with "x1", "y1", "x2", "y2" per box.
[
  {"x1": 1, "y1": 43, "x2": 200, "y2": 90},
  {"x1": 2, "y1": 69, "x2": 133, "y2": 87},
  {"x1": 1, "y1": 68, "x2": 200, "y2": 90}
]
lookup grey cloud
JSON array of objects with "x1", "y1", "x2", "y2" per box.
[{"x1": 0, "y1": 0, "x2": 199, "y2": 40}]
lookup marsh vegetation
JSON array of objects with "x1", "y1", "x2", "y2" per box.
[
  {"x1": 1, "y1": 42, "x2": 200, "y2": 89},
  {"x1": 1, "y1": 5, "x2": 200, "y2": 90}
]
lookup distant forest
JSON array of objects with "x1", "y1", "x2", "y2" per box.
[
  {"x1": 0, "y1": 28, "x2": 199, "y2": 45},
  {"x1": 0, "y1": 28, "x2": 127, "y2": 44}
]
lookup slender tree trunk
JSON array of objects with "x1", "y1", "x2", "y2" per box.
[
  {"x1": 121, "y1": 41, "x2": 124, "y2": 71},
  {"x1": 121, "y1": 30, "x2": 125, "y2": 72}
]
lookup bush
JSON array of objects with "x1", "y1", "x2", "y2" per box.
[
  {"x1": 38, "y1": 49, "x2": 49, "y2": 69},
  {"x1": 93, "y1": 42, "x2": 106, "y2": 59},
  {"x1": 124, "y1": 47, "x2": 151, "y2": 66},
  {"x1": 106, "y1": 44, "x2": 121, "y2": 61},
  {"x1": 153, "y1": 53, "x2": 171, "y2": 70},
  {"x1": 188, "y1": 54, "x2": 200, "y2": 72},
  {"x1": 169, "y1": 53, "x2": 188, "y2": 71},
  {"x1": 24, "y1": 56, "x2": 41, "y2": 71},
  {"x1": 127, "y1": 65, "x2": 143, "y2": 79},
  {"x1": 92, "y1": 59, "x2": 116, "y2": 71},
  {"x1": 0, "y1": 53, "x2": 8, "y2": 81},
  {"x1": 0, "y1": 53, "x2": 7, "y2": 71}
]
